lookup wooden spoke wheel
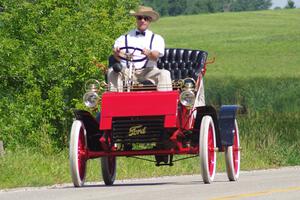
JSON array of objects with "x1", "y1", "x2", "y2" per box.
[
  {"x1": 69, "y1": 120, "x2": 88, "y2": 187},
  {"x1": 225, "y1": 119, "x2": 240, "y2": 181},
  {"x1": 199, "y1": 115, "x2": 217, "y2": 184}
]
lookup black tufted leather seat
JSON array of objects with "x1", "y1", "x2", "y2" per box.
[
  {"x1": 157, "y1": 48, "x2": 208, "y2": 81},
  {"x1": 108, "y1": 48, "x2": 208, "y2": 82}
]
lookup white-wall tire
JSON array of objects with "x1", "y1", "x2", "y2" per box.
[
  {"x1": 225, "y1": 119, "x2": 240, "y2": 181},
  {"x1": 199, "y1": 115, "x2": 217, "y2": 184},
  {"x1": 69, "y1": 120, "x2": 88, "y2": 187}
]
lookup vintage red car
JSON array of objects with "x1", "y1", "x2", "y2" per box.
[{"x1": 69, "y1": 48, "x2": 241, "y2": 187}]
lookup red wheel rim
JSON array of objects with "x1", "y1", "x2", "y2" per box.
[
  {"x1": 78, "y1": 127, "x2": 87, "y2": 180},
  {"x1": 233, "y1": 126, "x2": 239, "y2": 174},
  {"x1": 208, "y1": 123, "x2": 215, "y2": 176}
]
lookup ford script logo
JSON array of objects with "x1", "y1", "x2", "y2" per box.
[{"x1": 128, "y1": 125, "x2": 147, "y2": 137}]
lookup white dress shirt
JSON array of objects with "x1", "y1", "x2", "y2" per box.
[{"x1": 114, "y1": 29, "x2": 165, "y2": 69}]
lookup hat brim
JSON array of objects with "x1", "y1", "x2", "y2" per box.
[{"x1": 131, "y1": 11, "x2": 159, "y2": 22}]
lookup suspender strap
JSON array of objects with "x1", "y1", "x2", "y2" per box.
[
  {"x1": 143, "y1": 33, "x2": 155, "y2": 68},
  {"x1": 125, "y1": 34, "x2": 128, "y2": 52},
  {"x1": 150, "y1": 33, "x2": 155, "y2": 50},
  {"x1": 125, "y1": 34, "x2": 128, "y2": 67}
]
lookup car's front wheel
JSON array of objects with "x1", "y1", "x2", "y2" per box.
[
  {"x1": 199, "y1": 115, "x2": 217, "y2": 184},
  {"x1": 69, "y1": 120, "x2": 88, "y2": 187}
]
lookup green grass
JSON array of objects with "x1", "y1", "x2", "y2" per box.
[
  {"x1": 154, "y1": 9, "x2": 300, "y2": 78},
  {"x1": 0, "y1": 149, "x2": 70, "y2": 188},
  {"x1": 1, "y1": 9, "x2": 300, "y2": 189},
  {"x1": 0, "y1": 149, "x2": 230, "y2": 189}
]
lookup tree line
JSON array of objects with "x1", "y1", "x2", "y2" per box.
[{"x1": 141, "y1": 0, "x2": 273, "y2": 16}]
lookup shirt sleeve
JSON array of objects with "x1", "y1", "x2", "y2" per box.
[
  {"x1": 151, "y1": 34, "x2": 165, "y2": 57},
  {"x1": 113, "y1": 35, "x2": 125, "y2": 49}
]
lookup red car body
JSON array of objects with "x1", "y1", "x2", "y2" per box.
[{"x1": 69, "y1": 48, "x2": 241, "y2": 187}]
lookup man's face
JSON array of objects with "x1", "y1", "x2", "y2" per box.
[{"x1": 136, "y1": 15, "x2": 151, "y2": 31}]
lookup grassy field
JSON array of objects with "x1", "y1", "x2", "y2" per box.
[
  {"x1": 1, "y1": 9, "x2": 300, "y2": 189},
  {"x1": 156, "y1": 9, "x2": 300, "y2": 79}
]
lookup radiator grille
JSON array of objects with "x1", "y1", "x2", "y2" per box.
[{"x1": 112, "y1": 116, "x2": 164, "y2": 144}]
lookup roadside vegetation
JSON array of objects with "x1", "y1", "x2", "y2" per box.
[{"x1": 0, "y1": 7, "x2": 299, "y2": 189}]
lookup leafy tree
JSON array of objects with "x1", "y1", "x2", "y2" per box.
[
  {"x1": 186, "y1": 0, "x2": 208, "y2": 14},
  {"x1": 0, "y1": 0, "x2": 139, "y2": 152},
  {"x1": 143, "y1": 0, "x2": 169, "y2": 16},
  {"x1": 168, "y1": 0, "x2": 187, "y2": 16},
  {"x1": 285, "y1": 0, "x2": 296, "y2": 9},
  {"x1": 230, "y1": 0, "x2": 272, "y2": 11}
]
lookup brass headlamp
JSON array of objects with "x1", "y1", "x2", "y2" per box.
[{"x1": 180, "y1": 78, "x2": 196, "y2": 108}]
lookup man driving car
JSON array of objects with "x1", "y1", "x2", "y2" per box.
[{"x1": 107, "y1": 6, "x2": 172, "y2": 92}]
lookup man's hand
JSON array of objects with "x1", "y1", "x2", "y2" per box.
[
  {"x1": 142, "y1": 48, "x2": 151, "y2": 57},
  {"x1": 113, "y1": 47, "x2": 121, "y2": 61},
  {"x1": 143, "y1": 48, "x2": 159, "y2": 61}
]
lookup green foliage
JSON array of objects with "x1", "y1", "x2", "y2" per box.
[
  {"x1": 0, "y1": 0, "x2": 139, "y2": 151},
  {"x1": 285, "y1": 0, "x2": 296, "y2": 9},
  {"x1": 230, "y1": 0, "x2": 272, "y2": 11},
  {"x1": 183, "y1": 0, "x2": 226, "y2": 14},
  {"x1": 141, "y1": 0, "x2": 272, "y2": 16}
]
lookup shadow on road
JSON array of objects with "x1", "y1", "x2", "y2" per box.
[{"x1": 58, "y1": 179, "x2": 229, "y2": 190}]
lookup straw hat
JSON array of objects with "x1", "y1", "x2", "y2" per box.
[{"x1": 130, "y1": 6, "x2": 160, "y2": 22}]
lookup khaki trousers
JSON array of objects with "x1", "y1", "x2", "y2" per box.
[
  {"x1": 107, "y1": 67, "x2": 172, "y2": 91},
  {"x1": 107, "y1": 67, "x2": 205, "y2": 107}
]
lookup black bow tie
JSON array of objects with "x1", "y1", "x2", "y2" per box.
[{"x1": 136, "y1": 31, "x2": 146, "y2": 36}]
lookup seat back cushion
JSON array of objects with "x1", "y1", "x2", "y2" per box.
[{"x1": 157, "y1": 48, "x2": 208, "y2": 81}]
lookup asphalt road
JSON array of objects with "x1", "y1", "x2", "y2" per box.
[{"x1": 1, "y1": 167, "x2": 300, "y2": 200}]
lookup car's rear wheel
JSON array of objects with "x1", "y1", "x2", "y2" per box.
[
  {"x1": 69, "y1": 120, "x2": 88, "y2": 187},
  {"x1": 225, "y1": 119, "x2": 240, "y2": 181},
  {"x1": 199, "y1": 115, "x2": 217, "y2": 184},
  {"x1": 101, "y1": 156, "x2": 117, "y2": 185}
]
